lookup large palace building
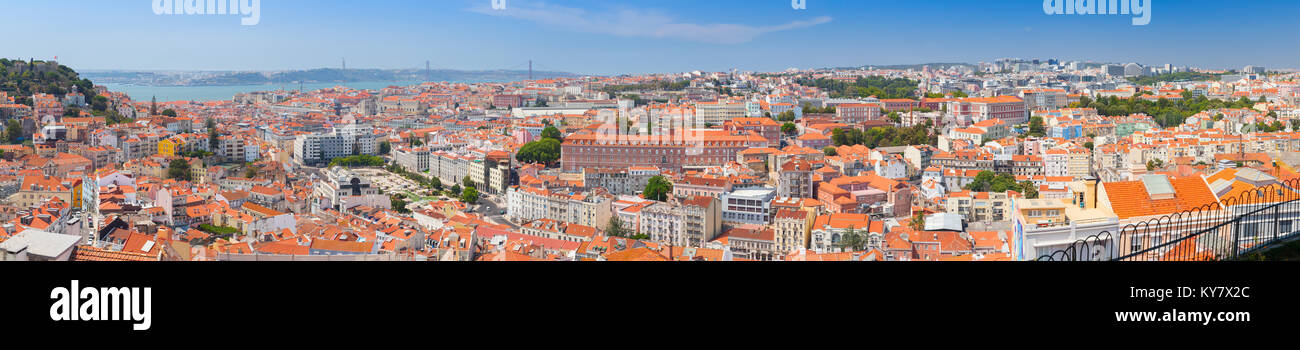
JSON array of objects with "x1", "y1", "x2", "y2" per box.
[{"x1": 561, "y1": 127, "x2": 768, "y2": 173}]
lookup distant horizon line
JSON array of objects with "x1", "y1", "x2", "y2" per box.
[{"x1": 52, "y1": 62, "x2": 1300, "y2": 76}]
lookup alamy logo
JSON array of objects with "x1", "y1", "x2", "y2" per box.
[
  {"x1": 152, "y1": 0, "x2": 261, "y2": 26},
  {"x1": 1044, "y1": 0, "x2": 1152, "y2": 26},
  {"x1": 50, "y1": 280, "x2": 152, "y2": 331}
]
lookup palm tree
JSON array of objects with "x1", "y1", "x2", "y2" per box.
[
  {"x1": 835, "y1": 225, "x2": 871, "y2": 252},
  {"x1": 910, "y1": 212, "x2": 927, "y2": 232}
]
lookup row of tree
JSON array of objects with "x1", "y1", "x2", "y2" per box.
[
  {"x1": 1127, "y1": 72, "x2": 1220, "y2": 86},
  {"x1": 830, "y1": 120, "x2": 937, "y2": 148},
  {"x1": 599, "y1": 80, "x2": 690, "y2": 94},
  {"x1": 1072, "y1": 94, "x2": 1264, "y2": 128},
  {"x1": 964, "y1": 171, "x2": 1039, "y2": 199},
  {"x1": 330, "y1": 155, "x2": 386, "y2": 167},
  {"x1": 796, "y1": 76, "x2": 920, "y2": 100}
]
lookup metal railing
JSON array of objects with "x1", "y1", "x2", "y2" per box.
[{"x1": 1038, "y1": 177, "x2": 1300, "y2": 261}]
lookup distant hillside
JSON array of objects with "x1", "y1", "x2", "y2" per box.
[
  {"x1": 831, "y1": 63, "x2": 976, "y2": 71},
  {"x1": 0, "y1": 58, "x2": 96, "y2": 106},
  {"x1": 86, "y1": 68, "x2": 582, "y2": 87},
  {"x1": 1128, "y1": 72, "x2": 1221, "y2": 86}
]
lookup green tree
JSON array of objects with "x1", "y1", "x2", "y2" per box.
[
  {"x1": 797, "y1": 76, "x2": 921, "y2": 100},
  {"x1": 1083, "y1": 142, "x2": 1094, "y2": 150},
  {"x1": 1072, "y1": 93, "x2": 1260, "y2": 128},
  {"x1": 1147, "y1": 159, "x2": 1165, "y2": 171},
  {"x1": 5, "y1": 120, "x2": 22, "y2": 144},
  {"x1": 1026, "y1": 116, "x2": 1046, "y2": 137},
  {"x1": 430, "y1": 177, "x2": 442, "y2": 190},
  {"x1": 909, "y1": 213, "x2": 927, "y2": 232},
  {"x1": 463, "y1": 175, "x2": 476, "y2": 189},
  {"x1": 965, "y1": 171, "x2": 1023, "y2": 193},
  {"x1": 1020, "y1": 181, "x2": 1039, "y2": 199},
  {"x1": 459, "y1": 186, "x2": 480, "y2": 204},
  {"x1": 540, "y1": 125, "x2": 563, "y2": 141},
  {"x1": 643, "y1": 175, "x2": 673, "y2": 202},
  {"x1": 90, "y1": 95, "x2": 109, "y2": 112},
  {"x1": 391, "y1": 194, "x2": 410, "y2": 213},
  {"x1": 835, "y1": 225, "x2": 871, "y2": 252},
  {"x1": 605, "y1": 216, "x2": 628, "y2": 237},
  {"x1": 161, "y1": 109, "x2": 177, "y2": 117},
  {"x1": 776, "y1": 111, "x2": 796, "y2": 122},
  {"x1": 823, "y1": 147, "x2": 838, "y2": 156},
  {"x1": 207, "y1": 122, "x2": 219, "y2": 150},
  {"x1": 167, "y1": 159, "x2": 192, "y2": 181},
  {"x1": 515, "y1": 138, "x2": 561, "y2": 165},
  {"x1": 379, "y1": 140, "x2": 391, "y2": 155},
  {"x1": 450, "y1": 184, "x2": 462, "y2": 195},
  {"x1": 1127, "y1": 72, "x2": 1220, "y2": 86},
  {"x1": 782, "y1": 122, "x2": 798, "y2": 135},
  {"x1": 329, "y1": 155, "x2": 386, "y2": 167}
]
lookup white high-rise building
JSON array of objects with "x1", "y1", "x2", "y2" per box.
[{"x1": 293, "y1": 124, "x2": 381, "y2": 166}]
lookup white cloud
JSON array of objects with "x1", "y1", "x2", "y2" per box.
[{"x1": 468, "y1": 1, "x2": 832, "y2": 44}]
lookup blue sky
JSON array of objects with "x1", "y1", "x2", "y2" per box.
[{"x1": 1, "y1": 0, "x2": 1296, "y2": 75}]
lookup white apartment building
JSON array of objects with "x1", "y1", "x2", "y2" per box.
[
  {"x1": 394, "y1": 147, "x2": 432, "y2": 173},
  {"x1": 721, "y1": 188, "x2": 777, "y2": 225},
  {"x1": 1044, "y1": 149, "x2": 1069, "y2": 178},
  {"x1": 695, "y1": 100, "x2": 745, "y2": 126},
  {"x1": 294, "y1": 133, "x2": 347, "y2": 166}
]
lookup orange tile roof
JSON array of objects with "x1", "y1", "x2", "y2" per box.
[{"x1": 1103, "y1": 176, "x2": 1220, "y2": 219}]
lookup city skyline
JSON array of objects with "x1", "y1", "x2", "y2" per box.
[{"x1": 1, "y1": 0, "x2": 1297, "y2": 74}]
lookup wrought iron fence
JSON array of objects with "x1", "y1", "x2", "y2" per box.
[{"x1": 1038, "y1": 177, "x2": 1300, "y2": 261}]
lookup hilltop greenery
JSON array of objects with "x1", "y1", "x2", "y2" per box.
[
  {"x1": 1071, "y1": 94, "x2": 1264, "y2": 128},
  {"x1": 0, "y1": 58, "x2": 96, "y2": 106},
  {"x1": 1128, "y1": 72, "x2": 1220, "y2": 86},
  {"x1": 796, "y1": 76, "x2": 920, "y2": 100},
  {"x1": 600, "y1": 80, "x2": 691, "y2": 94},
  {"x1": 831, "y1": 120, "x2": 936, "y2": 148}
]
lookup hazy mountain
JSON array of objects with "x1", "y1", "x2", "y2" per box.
[{"x1": 83, "y1": 68, "x2": 581, "y2": 86}]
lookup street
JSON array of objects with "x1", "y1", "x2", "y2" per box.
[{"x1": 475, "y1": 193, "x2": 518, "y2": 229}]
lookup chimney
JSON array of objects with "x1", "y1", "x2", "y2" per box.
[{"x1": 1084, "y1": 176, "x2": 1098, "y2": 210}]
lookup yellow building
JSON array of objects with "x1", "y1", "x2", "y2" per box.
[
  {"x1": 158, "y1": 138, "x2": 183, "y2": 157},
  {"x1": 8, "y1": 175, "x2": 82, "y2": 209}
]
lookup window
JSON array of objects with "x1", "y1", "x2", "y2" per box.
[{"x1": 1242, "y1": 223, "x2": 1260, "y2": 239}]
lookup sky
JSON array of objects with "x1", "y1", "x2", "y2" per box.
[{"x1": 1, "y1": 0, "x2": 1297, "y2": 75}]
